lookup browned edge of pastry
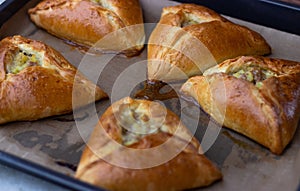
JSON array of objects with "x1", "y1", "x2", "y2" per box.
[
  {"x1": 0, "y1": 35, "x2": 108, "y2": 124},
  {"x1": 148, "y1": 3, "x2": 271, "y2": 82},
  {"x1": 181, "y1": 56, "x2": 300, "y2": 154},
  {"x1": 76, "y1": 97, "x2": 222, "y2": 191},
  {"x1": 28, "y1": 0, "x2": 145, "y2": 57}
]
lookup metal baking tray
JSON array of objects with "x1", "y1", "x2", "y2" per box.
[
  {"x1": 176, "y1": 0, "x2": 300, "y2": 35},
  {"x1": 0, "y1": 0, "x2": 300, "y2": 191}
]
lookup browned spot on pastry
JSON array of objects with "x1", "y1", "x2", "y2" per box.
[
  {"x1": 28, "y1": 0, "x2": 145, "y2": 57},
  {"x1": 148, "y1": 4, "x2": 271, "y2": 82},
  {"x1": 181, "y1": 56, "x2": 300, "y2": 155},
  {"x1": 75, "y1": 97, "x2": 222, "y2": 190},
  {"x1": 0, "y1": 35, "x2": 108, "y2": 124}
]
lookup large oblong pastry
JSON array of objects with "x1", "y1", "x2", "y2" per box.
[
  {"x1": 181, "y1": 56, "x2": 300, "y2": 155},
  {"x1": 76, "y1": 97, "x2": 222, "y2": 191},
  {"x1": 28, "y1": 0, "x2": 145, "y2": 56},
  {"x1": 0, "y1": 35, "x2": 107, "y2": 124},
  {"x1": 148, "y1": 4, "x2": 271, "y2": 82}
]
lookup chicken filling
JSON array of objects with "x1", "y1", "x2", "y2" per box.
[
  {"x1": 6, "y1": 50, "x2": 40, "y2": 74},
  {"x1": 90, "y1": 0, "x2": 101, "y2": 4},
  {"x1": 181, "y1": 19, "x2": 199, "y2": 27},
  {"x1": 180, "y1": 13, "x2": 203, "y2": 27},
  {"x1": 116, "y1": 102, "x2": 167, "y2": 146},
  {"x1": 231, "y1": 66, "x2": 275, "y2": 88},
  {"x1": 90, "y1": 0, "x2": 111, "y2": 10}
]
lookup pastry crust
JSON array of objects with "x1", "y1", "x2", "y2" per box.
[
  {"x1": 0, "y1": 35, "x2": 107, "y2": 124},
  {"x1": 76, "y1": 97, "x2": 222, "y2": 191},
  {"x1": 148, "y1": 4, "x2": 271, "y2": 81},
  {"x1": 181, "y1": 56, "x2": 300, "y2": 154},
  {"x1": 28, "y1": 0, "x2": 145, "y2": 56}
]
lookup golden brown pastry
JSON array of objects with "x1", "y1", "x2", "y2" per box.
[
  {"x1": 181, "y1": 56, "x2": 300, "y2": 155},
  {"x1": 28, "y1": 0, "x2": 145, "y2": 56},
  {"x1": 76, "y1": 97, "x2": 222, "y2": 191},
  {"x1": 0, "y1": 35, "x2": 107, "y2": 124},
  {"x1": 148, "y1": 4, "x2": 271, "y2": 82}
]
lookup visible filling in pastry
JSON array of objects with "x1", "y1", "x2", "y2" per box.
[
  {"x1": 6, "y1": 49, "x2": 41, "y2": 74},
  {"x1": 90, "y1": 0, "x2": 111, "y2": 10},
  {"x1": 181, "y1": 19, "x2": 199, "y2": 27},
  {"x1": 180, "y1": 12, "x2": 217, "y2": 27},
  {"x1": 90, "y1": 0, "x2": 101, "y2": 4},
  {"x1": 181, "y1": 13, "x2": 202, "y2": 27},
  {"x1": 116, "y1": 102, "x2": 169, "y2": 146},
  {"x1": 230, "y1": 65, "x2": 275, "y2": 88}
]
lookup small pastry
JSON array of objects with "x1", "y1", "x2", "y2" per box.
[
  {"x1": 181, "y1": 56, "x2": 300, "y2": 154},
  {"x1": 0, "y1": 35, "x2": 107, "y2": 124},
  {"x1": 148, "y1": 4, "x2": 271, "y2": 81},
  {"x1": 28, "y1": 0, "x2": 145, "y2": 56},
  {"x1": 76, "y1": 97, "x2": 222, "y2": 191}
]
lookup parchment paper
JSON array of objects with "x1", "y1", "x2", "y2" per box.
[{"x1": 0, "y1": 0, "x2": 300, "y2": 190}]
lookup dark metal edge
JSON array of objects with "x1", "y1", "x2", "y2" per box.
[
  {"x1": 0, "y1": 151, "x2": 106, "y2": 191},
  {"x1": 259, "y1": 0, "x2": 300, "y2": 11},
  {"x1": 175, "y1": 0, "x2": 300, "y2": 35},
  {"x1": 0, "y1": 0, "x2": 31, "y2": 26}
]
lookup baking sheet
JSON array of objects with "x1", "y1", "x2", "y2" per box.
[{"x1": 0, "y1": 0, "x2": 300, "y2": 190}]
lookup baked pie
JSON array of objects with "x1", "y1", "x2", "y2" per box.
[
  {"x1": 181, "y1": 56, "x2": 300, "y2": 154},
  {"x1": 28, "y1": 0, "x2": 145, "y2": 56},
  {"x1": 76, "y1": 97, "x2": 222, "y2": 190},
  {"x1": 148, "y1": 4, "x2": 271, "y2": 81},
  {"x1": 0, "y1": 35, "x2": 107, "y2": 124}
]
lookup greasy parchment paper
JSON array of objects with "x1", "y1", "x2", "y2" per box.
[{"x1": 0, "y1": 0, "x2": 300, "y2": 190}]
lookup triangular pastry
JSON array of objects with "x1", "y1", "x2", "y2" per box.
[
  {"x1": 148, "y1": 4, "x2": 271, "y2": 81},
  {"x1": 76, "y1": 97, "x2": 222, "y2": 191},
  {"x1": 181, "y1": 56, "x2": 300, "y2": 154},
  {"x1": 28, "y1": 0, "x2": 145, "y2": 56},
  {"x1": 0, "y1": 35, "x2": 107, "y2": 124}
]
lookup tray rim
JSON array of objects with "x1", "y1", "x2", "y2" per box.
[
  {"x1": 176, "y1": 0, "x2": 300, "y2": 36},
  {"x1": 0, "y1": 0, "x2": 31, "y2": 26},
  {"x1": 259, "y1": 0, "x2": 300, "y2": 11},
  {"x1": 0, "y1": 151, "x2": 106, "y2": 191}
]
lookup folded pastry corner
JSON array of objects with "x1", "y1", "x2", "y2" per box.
[
  {"x1": 181, "y1": 56, "x2": 300, "y2": 154},
  {"x1": 76, "y1": 97, "x2": 222, "y2": 191},
  {"x1": 148, "y1": 4, "x2": 271, "y2": 82},
  {"x1": 28, "y1": 0, "x2": 145, "y2": 56},
  {"x1": 0, "y1": 35, "x2": 107, "y2": 124}
]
